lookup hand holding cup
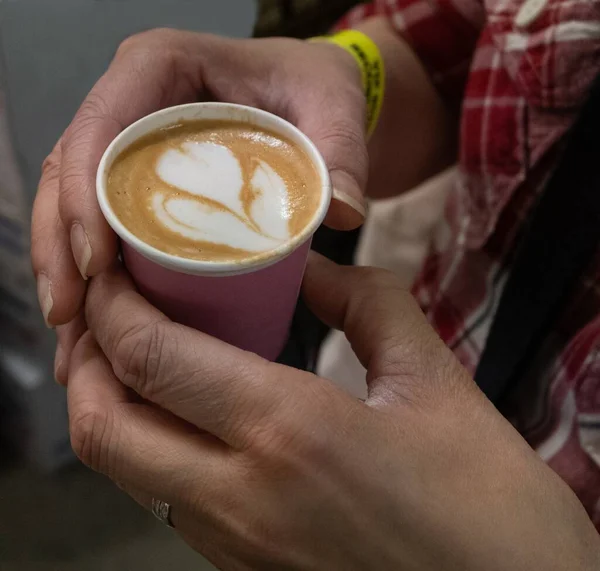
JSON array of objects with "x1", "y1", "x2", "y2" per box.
[
  {"x1": 96, "y1": 103, "x2": 331, "y2": 359},
  {"x1": 30, "y1": 30, "x2": 368, "y2": 380}
]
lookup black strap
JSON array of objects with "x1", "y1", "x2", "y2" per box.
[{"x1": 475, "y1": 74, "x2": 600, "y2": 403}]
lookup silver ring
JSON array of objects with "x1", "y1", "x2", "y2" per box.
[{"x1": 151, "y1": 497, "x2": 174, "y2": 528}]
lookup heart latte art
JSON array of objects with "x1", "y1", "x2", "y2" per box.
[{"x1": 106, "y1": 120, "x2": 321, "y2": 262}]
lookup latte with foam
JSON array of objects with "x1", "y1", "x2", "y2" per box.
[{"x1": 106, "y1": 120, "x2": 321, "y2": 262}]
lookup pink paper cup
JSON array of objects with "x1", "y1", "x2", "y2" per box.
[{"x1": 96, "y1": 103, "x2": 332, "y2": 361}]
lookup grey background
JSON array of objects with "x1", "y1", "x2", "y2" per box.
[{"x1": 0, "y1": 0, "x2": 257, "y2": 201}]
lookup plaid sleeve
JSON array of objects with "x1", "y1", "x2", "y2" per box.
[{"x1": 335, "y1": 0, "x2": 485, "y2": 104}]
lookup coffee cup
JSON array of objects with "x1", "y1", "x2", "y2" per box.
[{"x1": 96, "y1": 102, "x2": 331, "y2": 360}]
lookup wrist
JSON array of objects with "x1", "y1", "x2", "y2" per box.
[
  {"x1": 347, "y1": 17, "x2": 457, "y2": 197},
  {"x1": 309, "y1": 29, "x2": 384, "y2": 139}
]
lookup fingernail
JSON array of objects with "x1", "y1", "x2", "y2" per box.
[
  {"x1": 54, "y1": 343, "x2": 66, "y2": 385},
  {"x1": 332, "y1": 187, "x2": 367, "y2": 219},
  {"x1": 37, "y1": 274, "x2": 54, "y2": 328},
  {"x1": 71, "y1": 223, "x2": 92, "y2": 279}
]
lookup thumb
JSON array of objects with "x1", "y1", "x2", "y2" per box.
[
  {"x1": 291, "y1": 73, "x2": 368, "y2": 231},
  {"x1": 302, "y1": 252, "x2": 471, "y2": 406}
]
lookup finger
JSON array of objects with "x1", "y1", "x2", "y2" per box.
[
  {"x1": 85, "y1": 265, "x2": 313, "y2": 448},
  {"x1": 54, "y1": 312, "x2": 88, "y2": 386},
  {"x1": 122, "y1": 484, "x2": 254, "y2": 571},
  {"x1": 289, "y1": 62, "x2": 368, "y2": 230},
  {"x1": 118, "y1": 484, "x2": 192, "y2": 535},
  {"x1": 31, "y1": 142, "x2": 87, "y2": 327},
  {"x1": 58, "y1": 30, "x2": 202, "y2": 280},
  {"x1": 118, "y1": 487, "x2": 174, "y2": 527},
  {"x1": 303, "y1": 252, "x2": 469, "y2": 404},
  {"x1": 117, "y1": 485, "x2": 205, "y2": 545},
  {"x1": 67, "y1": 331, "x2": 231, "y2": 510}
]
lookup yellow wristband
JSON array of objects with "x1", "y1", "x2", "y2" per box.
[{"x1": 311, "y1": 30, "x2": 385, "y2": 139}]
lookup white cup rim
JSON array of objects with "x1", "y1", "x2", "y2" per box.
[{"x1": 96, "y1": 102, "x2": 332, "y2": 276}]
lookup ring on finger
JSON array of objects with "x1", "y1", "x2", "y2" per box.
[{"x1": 151, "y1": 497, "x2": 175, "y2": 528}]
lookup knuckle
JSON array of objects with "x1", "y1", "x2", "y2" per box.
[
  {"x1": 59, "y1": 158, "x2": 89, "y2": 204},
  {"x1": 75, "y1": 98, "x2": 111, "y2": 137},
  {"x1": 115, "y1": 29, "x2": 159, "y2": 55},
  {"x1": 58, "y1": 162, "x2": 93, "y2": 217},
  {"x1": 60, "y1": 94, "x2": 115, "y2": 208},
  {"x1": 113, "y1": 320, "x2": 169, "y2": 400},
  {"x1": 115, "y1": 33, "x2": 142, "y2": 56},
  {"x1": 65, "y1": 89, "x2": 114, "y2": 147},
  {"x1": 319, "y1": 121, "x2": 368, "y2": 181},
  {"x1": 372, "y1": 326, "x2": 462, "y2": 407},
  {"x1": 227, "y1": 404, "x2": 277, "y2": 451},
  {"x1": 193, "y1": 359, "x2": 280, "y2": 447},
  {"x1": 234, "y1": 371, "x2": 293, "y2": 452},
  {"x1": 40, "y1": 143, "x2": 61, "y2": 182},
  {"x1": 238, "y1": 427, "x2": 290, "y2": 467},
  {"x1": 70, "y1": 402, "x2": 115, "y2": 475},
  {"x1": 65, "y1": 92, "x2": 114, "y2": 147},
  {"x1": 116, "y1": 28, "x2": 184, "y2": 58},
  {"x1": 320, "y1": 119, "x2": 365, "y2": 154},
  {"x1": 353, "y1": 267, "x2": 410, "y2": 310},
  {"x1": 77, "y1": 90, "x2": 113, "y2": 122},
  {"x1": 243, "y1": 377, "x2": 332, "y2": 466},
  {"x1": 243, "y1": 421, "x2": 289, "y2": 459},
  {"x1": 30, "y1": 211, "x2": 63, "y2": 268}
]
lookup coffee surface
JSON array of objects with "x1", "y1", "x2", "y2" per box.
[{"x1": 106, "y1": 120, "x2": 321, "y2": 262}]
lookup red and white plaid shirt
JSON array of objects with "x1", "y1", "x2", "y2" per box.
[{"x1": 339, "y1": 0, "x2": 600, "y2": 530}]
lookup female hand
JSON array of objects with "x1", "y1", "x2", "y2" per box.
[
  {"x1": 31, "y1": 29, "x2": 367, "y2": 371},
  {"x1": 67, "y1": 253, "x2": 600, "y2": 570}
]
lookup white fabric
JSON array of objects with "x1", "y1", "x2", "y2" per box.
[{"x1": 317, "y1": 168, "x2": 457, "y2": 397}]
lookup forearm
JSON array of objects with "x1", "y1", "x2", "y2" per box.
[{"x1": 354, "y1": 17, "x2": 458, "y2": 199}]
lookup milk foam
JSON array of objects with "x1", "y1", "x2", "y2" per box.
[
  {"x1": 155, "y1": 141, "x2": 291, "y2": 252},
  {"x1": 106, "y1": 120, "x2": 322, "y2": 262}
]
